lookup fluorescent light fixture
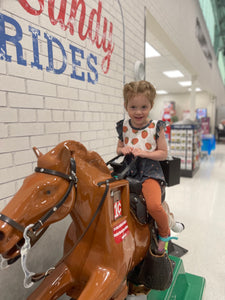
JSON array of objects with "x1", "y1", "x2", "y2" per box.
[
  {"x1": 157, "y1": 90, "x2": 168, "y2": 95},
  {"x1": 188, "y1": 87, "x2": 202, "y2": 92},
  {"x1": 163, "y1": 70, "x2": 184, "y2": 78},
  {"x1": 145, "y1": 42, "x2": 161, "y2": 58},
  {"x1": 196, "y1": 87, "x2": 202, "y2": 92},
  {"x1": 178, "y1": 81, "x2": 191, "y2": 87}
]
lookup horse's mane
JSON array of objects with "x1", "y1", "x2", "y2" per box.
[{"x1": 63, "y1": 140, "x2": 110, "y2": 175}]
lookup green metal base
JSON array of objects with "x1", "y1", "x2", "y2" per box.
[{"x1": 147, "y1": 256, "x2": 205, "y2": 300}]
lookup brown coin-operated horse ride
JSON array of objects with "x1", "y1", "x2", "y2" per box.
[{"x1": 0, "y1": 140, "x2": 165, "y2": 300}]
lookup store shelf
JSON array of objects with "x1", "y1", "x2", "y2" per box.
[
  {"x1": 170, "y1": 120, "x2": 201, "y2": 178},
  {"x1": 180, "y1": 167, "x2": 199, "y2": 178}
]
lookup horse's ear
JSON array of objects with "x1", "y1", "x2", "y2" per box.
[
  {"x1": 64, "y1": 142, "x2": 75, "y2": 157},
  {"x1": 33, "y1": 147, "x2": 43, "y2": 158},
  {"x1": 61, "y1": 144, "x2": 73, "y2": 165}
]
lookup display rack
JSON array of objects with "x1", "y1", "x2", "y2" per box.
[{"x1": 170, "y1": 120, "x2": 201, "y2": 177}]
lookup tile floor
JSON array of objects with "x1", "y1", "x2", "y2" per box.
[{"x1": 164, "y1": 142, "x2": 225, "y2": 300}]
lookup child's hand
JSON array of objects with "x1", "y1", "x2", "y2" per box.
[
  {"x1": 121, "y1": 146, "x2": 133, "y2": 156},
  {"x1": 132, "y1": 148, "x2": 147, "y2": 158}
]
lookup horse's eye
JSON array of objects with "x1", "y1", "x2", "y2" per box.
[{"x1": 46, "y1": 190, "x2": 51, "y2": 195}]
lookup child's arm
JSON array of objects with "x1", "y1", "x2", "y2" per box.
[{"x1": 132, "y1": 127, "x2": 168, "y2": 161}]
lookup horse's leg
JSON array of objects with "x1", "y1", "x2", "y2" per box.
[
  {"x1": 111, "y1": 280, "x2": 128, "y2": 300},
  {"x1": 78, "y1": 267, "x2": 125, "y2": 300},
  {"x1": 27, "y1": 262, "x2": 73, "y2": 300}
]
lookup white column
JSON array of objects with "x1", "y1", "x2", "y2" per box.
[
  {"x1": 190, "y1": 75, "x2": 197, "y2": 120},
  {"x1": 210, "y1": 95, "x2": 216, "y2": 134}
]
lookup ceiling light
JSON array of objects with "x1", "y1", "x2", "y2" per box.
[
  {"x1": 163, "y1": 70, "x2": 184, "y2": 78},
  {"x1": 157, "y1": 90, "x2": 168, "y2": 95},
  {"x1": 188, "y1": 87, "x2": 202, "y2": 92},
  {"x1": 178, "y1": 81, "x2": 192, "y2": 87},
  {"x1": 145, "y1": 42, "x2": 161, "y2": 58}
]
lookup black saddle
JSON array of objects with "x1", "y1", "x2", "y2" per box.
[{"x1": 107, "y1": 155, "x2": 165, "y2": 225}]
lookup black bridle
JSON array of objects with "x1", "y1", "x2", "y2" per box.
[
  {"x1": 0, "y1": 156, "x2": 112, "y2": 283},
  {"x1": 33, "y1": 158, "x2": 78, "y2": 232},
  {"x1": 1, "y1": 153, "x2": 131, "y2": 289},
  {"x1": 0, "y1": 158, "x2": 78, "y2": 242}
]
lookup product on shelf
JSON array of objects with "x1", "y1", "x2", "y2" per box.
[{"x1": 170, "y1": 119, "x2": 201, "y2": 177}]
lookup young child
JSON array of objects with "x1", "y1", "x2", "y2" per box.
[{"x1": 116, "y1": 80, "x2": 170, "y2": 252}]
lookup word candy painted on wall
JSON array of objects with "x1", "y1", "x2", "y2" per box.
[{"x1": 0, "y1": 0, "x2": 115, "y2": 85}]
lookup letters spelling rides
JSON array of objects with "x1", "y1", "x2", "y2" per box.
[{"x1": 0, "y1": 0, "x2": 115, "y2": 84}]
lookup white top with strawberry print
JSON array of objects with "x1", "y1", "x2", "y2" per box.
[{"x1": 122, "y1": 119, "x2": 158, "y2": 152}]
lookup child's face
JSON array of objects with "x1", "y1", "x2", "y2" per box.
[{"x1": 125, "y1": 93, "x2": 151, "y2": 128}]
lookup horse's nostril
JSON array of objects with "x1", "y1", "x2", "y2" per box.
[{"x1": 0, "y1": 231, "x2": 5, "y2": 241}]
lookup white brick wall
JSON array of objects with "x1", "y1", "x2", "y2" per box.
[
  {"x1": 0, "y1": 137, "x2": 30, "y2": 153},
  {"x1": 0, "y1": 75, "x2": 26, "y2": 93},
  {"x1": 8, "y1": 93, "x2": 44, "y2": 108},
  {"x1": 0, "y1": 91, "x2": 7, "y2": 106}
]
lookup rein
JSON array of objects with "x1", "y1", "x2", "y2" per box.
[
  {"x1": 0, "y1": 156, "x2": 111, "y2": 288},
  {"x1": 31, "y1": 179, "x2": 110, "y2": 284}
]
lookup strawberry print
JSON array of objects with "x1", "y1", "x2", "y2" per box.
[
  {"x1": 148, "y1": 122, "x2": 155, "y2": 129},
  {"x1": 131, "y1": 138, "x2": 139, "y2": 145},
  {"x1": 141, "y1": 130, "x2": 148, "y2": 139},
  {"x1": 145, "y1": 143, "x2": 152, "y2": 150},
  {"x1": 121, "y1": 119, "x2": 162, "y2": 153}
]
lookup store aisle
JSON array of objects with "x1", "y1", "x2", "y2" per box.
[{"x1": 166, "y1": 143, "x2": 225, "y2": 300}]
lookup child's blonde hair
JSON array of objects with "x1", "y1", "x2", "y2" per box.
[{"x1": 123, "y1": 80, "x2": 156, "y2": 108}]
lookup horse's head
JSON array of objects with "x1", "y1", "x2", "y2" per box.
[{"x1": 0, "y1": 141, "x2": 77, "y2": 261}]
